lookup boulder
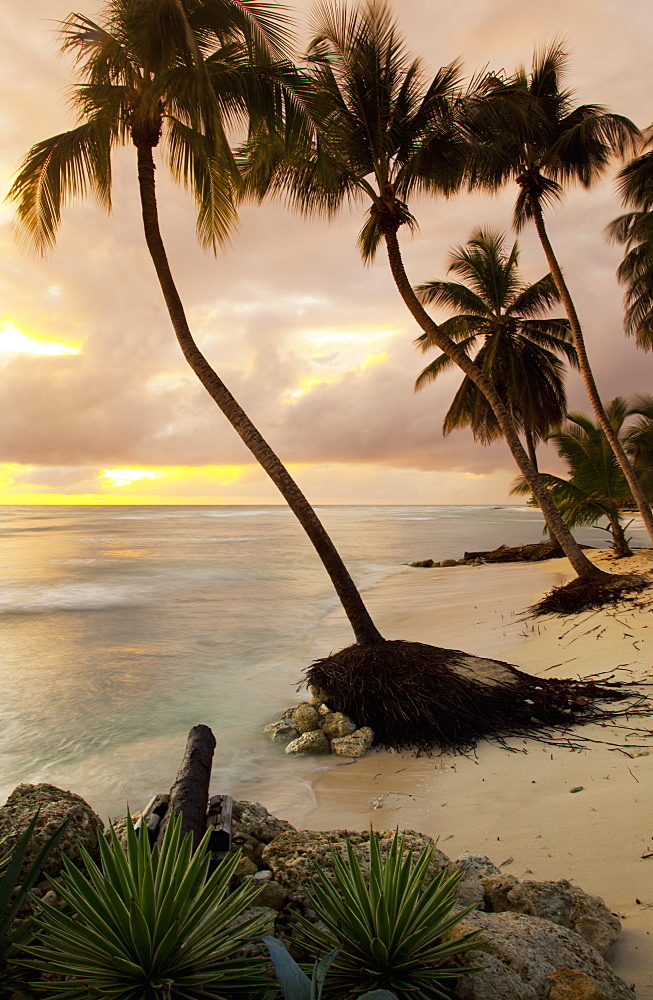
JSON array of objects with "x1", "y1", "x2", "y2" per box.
[
  {"x1": 232, "y1": 801, "x2": 295, "y2": 845},
  {"x1": 453, "y1": 853, "x2": 502, "y2": 881},
  {"x1": 447, "y1": 911, "x2": 632, "y2": 1000},
  {"x1": 0, "y1": 783, "x2": 104, "y2": 877},
  {"x1": 321, "y1": 712, "x2": 357, "y2": 740},
  {"x1": 262, "y1": 829, "x2": 449, "y2": 894},
  {"x1": 254, "y1": 879, "x2": 288, "y2": 911},
  {"x1": 483, "y1": 873, "x2": 536, "y2": 915},
  {"x1": 546, "y1": 967, "x2": 609, "y2": 1000},
  {"x1": 331, "y1": 726, "x2": 374, "y2": 757},
  {"x1": 285, "y1": 731, "x2": 331, "y2": 755},
  {"x1": 263, "y1": 720, "x2": 298, "y2": 743},
  {"x1": 485, "y1": 875, "x2": 621, "y2": 957},
  {"x1": 292, "y1": 703, "x2": 321, "y2": 733}
]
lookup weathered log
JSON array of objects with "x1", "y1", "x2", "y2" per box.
[
  {"x1": 134, "y1": 792, "x2": 169, "y2": 845},
  {"x1": 157, "y1": 724, "x2": 216, "y2": 850},
  {"x1": 206, "y1": 794, "x2": 233, "y2": 875}
]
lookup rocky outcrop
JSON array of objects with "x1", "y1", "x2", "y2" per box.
[
  {"x1": 447, "y1": 911, "x2": 632, "y2": 1000},
  {"x1": 0, "y1": 783, "x2": 104, "y2": 876},
  {"x1": 0, "y1": 785, "x2": 630, "y2": 1000},
  {"x1": 408, "y1": 541, "x2": 585, "y2": 568}
]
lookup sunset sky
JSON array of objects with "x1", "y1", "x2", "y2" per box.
[{"x1": 1, "y1": 0, "x2": 652, "y2": 505}]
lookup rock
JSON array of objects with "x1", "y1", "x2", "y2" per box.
[
  {"x1": 317, "y1": 703, "x2": 332, "y2": 716},
  {"x1": 262, "y1": 829, "x2": 449, "y2": 894},
  {"x1": 440, "y1": 558, "x2": 458, "y2": 567},
  {"x1": 263, "y1": 720, "x2": 299, "y2": 743},
  {"x1": 254, "y1": 879, "x2": 288, "y2": 911},
  {"x1": 546, "y1": 968, "x2": 608, "y2": 1000},
  {"x1": 322, "y1": 712, "x2": 357, "y2": 740},
  {"x1": 292, "y1": 703, "x2": 321, "y2": 733},
  {"x1": 569, "y1": 886, "x2": 621, "y2": 956},
  {"x1": 331, "y1": 726, "x2": 374, "y2": 757},
  {"x1": 285, "y1": 731, "x2": 331, "y2": 755},
  {"x1": 232, "y1": 801, "x2": 295, "y2": 844},
  {"x1": 409, "y1": 559, "x2": 435, "y2": 568},
  {"x1": 309, "y1": 686, "x2": 329, "y2": 706},
  {"x1": 482, "y1": 874, "x2": 536, "y2": 915},
  {"x1": 515, "y1": 880, "x2": 621, "y2": 956},
  {"x1": 452, "y1": 871, "x2": 485, "y2": 908},
  {"x1": 0, "y1": 783, "x2": 104, "y2": 878},
  {"x1": 453, "y1": 853, "x2": 502, "y2": 882},
  {"x1": 232, "y1": 856, "x2": 259, "y2": 884},
  {"x1": 521, "y1": 879, "x2": 573, "y2": 927},
  {"x1": 447, "y1": 911, "x2": 632, "y2": 1000}
]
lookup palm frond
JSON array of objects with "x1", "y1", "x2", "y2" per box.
[{"x1": 9, "y1": 120, "x2": 114, "y2": 253}]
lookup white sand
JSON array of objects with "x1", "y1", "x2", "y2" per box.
[{"x1": 278, "y1": 551, "x2": 653, "y2": 996}]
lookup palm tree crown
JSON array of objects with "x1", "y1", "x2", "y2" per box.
[
  {"x1": 245, "y1": 0, "x2": 468, "y2": 259},
  {"x1": 415, "y1": 228, "x2": 576, "y2": 465},
  {"x1": 608, "y1": 130, "x2": 653, "y2": 347},
  {"x1": 473, "y1": 43, "x2": 638, "y2": 230},
  {"x1": 10, "y1": 0, "x2": 295, "y2": 253},
  {"x1": 512, "y1": 399, "x2": 639, "y2": 557}
]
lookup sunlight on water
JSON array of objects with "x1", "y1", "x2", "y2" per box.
[{"x1": 0, "y1": 504, "x2": 648, "y2": 820}]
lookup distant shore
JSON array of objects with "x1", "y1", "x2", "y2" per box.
[{"x1": 257, "y1": 549, "x2": 653, "y2": 995}]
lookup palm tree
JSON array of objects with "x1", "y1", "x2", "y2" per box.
[
  {"x1": 512, "y1": 399, "x2": 639, "y2": 558},
  {"x1": 246, "y1": 0, "x2": 608, "y2": 583},
  {"x1": 8, "y1": 0, "x2": 384, "y2": 647},
  {"x1": 473, "y1": 45, "x2": 653, "y2": 542},
  {"x1": 608, "y1": 131, "x2": 653, "y2": 347},
  {"x1": 414, "y1": 227, "x2": 577, "y2": 470}
]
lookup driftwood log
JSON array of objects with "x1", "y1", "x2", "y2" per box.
[{"x1": 156, "y1": 724, "x2": 216, "y2": 850}]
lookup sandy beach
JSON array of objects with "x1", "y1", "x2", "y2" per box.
[{"x1": 269, "y1": 550, "x2": 653, "y2": 996}]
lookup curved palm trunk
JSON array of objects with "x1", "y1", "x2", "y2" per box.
[
  {"x1": 529, "y1": 196, "x2": 653, "y2": 545},
  {"x1": 524, "y1": 427, "x2": 538, "y2": 471},
  {"x1": 383, "y1": 228, "x2": 609, "y2": 582},
  {"x1": 135, "y1": 142, "x2": 384, "y2": 645}
]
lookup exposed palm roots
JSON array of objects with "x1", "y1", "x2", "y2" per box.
[
  {"x1": 304, "y1": 639, "x2": 650, "y2": 753},
  {"x1": 530, "y1": 574, "x2": 650, "y2": 616}
]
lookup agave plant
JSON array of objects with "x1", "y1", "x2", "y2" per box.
[
  {"x1": 0, "y1": 811, "x2": 69, "y2": 995},
  {"x1": 290, "y1": 831, "x2": 480, "y2": 1000},
  {"x1": 262, "y1": 935, "x2": 398, "y2": 1000},
  {"x1": 23, "y1": 812, "x2": 273, "y2": 999}
]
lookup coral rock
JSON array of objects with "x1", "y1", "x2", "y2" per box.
[
  {"x1": 331, "y1": 726, "x2": 374, "y2": 757},
  {"x1": 292, "y1": 703, "x2": 321, "y2": 733},
  {"x1": 285, "y1": 731, "x2": 330, "y2": 755},
  {"x1": 321, "y1": 712, "x2": 357, "y2": 740}
]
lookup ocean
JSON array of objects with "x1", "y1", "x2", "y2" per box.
[{"x1": 0, "y1": 503, "x2": 648, "y2": 822}]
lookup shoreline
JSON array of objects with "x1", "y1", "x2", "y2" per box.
[{"x1": 258, "y1": 550, "x2": 653, "y2": 996}]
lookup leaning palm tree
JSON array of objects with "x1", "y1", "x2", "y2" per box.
[
  {"x1": 608, "y1": 130, "x2": 653, "y2": 347},
  {"x1": 414, "y1": 227, "x2": 577, "y2": 470},
  {"x1": 8, "y1": 0, "x2": 384, "y2": 647},
  {"x1": 245, "y1": 0, "x2": 610, "y2": 584},
  {"x1": 473, "y1": 44, "x2": 653, "y2": 541},
  {"x1": 512, "y1": 399, "x2": 639, "y2": 558}
]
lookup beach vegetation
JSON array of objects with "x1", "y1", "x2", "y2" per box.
[
  {"x1": 8, "y1": 0, "x2": 385, "y2": 650},
  {"x1": 608, "y1": 129, "x2": 653, "y2": 347},
  {"x1": 262, "y1": 935, "x2": 399, "y2": 1000},
  {"x1": 512, "y1": 398, "x2": 640, "y2": 558},
  {"x1": 0, "y1": 812, "x2": 69, "y2": 997},
  {"x1": 243, "y1": 0, "x2": 611, "y2": 583},
  {"x1": 22, "y1": 811, "x2": 272, "y2": 999},
  {"x1": 415, "y1": 227, "x2": 576, "y2": 470},
  {"x1": 471, "y1": 45, "x2": 653, "y2": 542},
  {"x1": 288, "y1": 830, "x2": 479, "y2": 1000}
]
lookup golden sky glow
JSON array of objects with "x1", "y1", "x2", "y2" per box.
[
  {"x1": 0, "y1": 320, "x2": 81, "y2": 357},
  {"x1": 3, "y1": 0, "x2": 652, "y2": 505}
]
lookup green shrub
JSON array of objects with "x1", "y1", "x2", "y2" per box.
[
  {"x1": 23, "y1": 812, "x2": 273, "y2": 999},
  {"x1": 291, "y1": 831, "x2": 481, "y2": 1000}
]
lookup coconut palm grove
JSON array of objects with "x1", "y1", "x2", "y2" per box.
[{"x1": 3, "y1": 0, "x2": 653, "y2": 994}]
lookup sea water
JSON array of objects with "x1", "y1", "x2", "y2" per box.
[{"x1": 0, "y1": 504, "x2": 648, "y2": 821}]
